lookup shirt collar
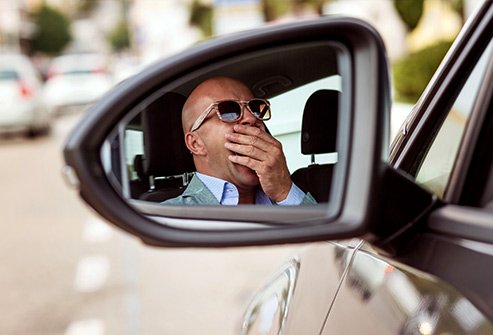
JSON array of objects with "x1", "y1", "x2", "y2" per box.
[
  {"x1": 195, "y1": 172, "x2": 272, "y2": 205},
  {"x1": 195, "y1": 172, "x2": 230, "y2": 204}
]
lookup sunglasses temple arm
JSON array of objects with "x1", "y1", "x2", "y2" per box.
[{"x1": 190, "y1": 106, "x2": 212, "y2": 132}]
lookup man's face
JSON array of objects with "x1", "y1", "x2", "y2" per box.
[{"x1": 191, "y1": 79, "x2": 266, "y2": 191}]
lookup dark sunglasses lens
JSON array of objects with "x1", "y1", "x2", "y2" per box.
[
  {"x1": 217, "y1": 101, "x2": 242, "y2": 121},
  {"x1": 248, "y1": 99, "x2": 270, "y2": 120}
]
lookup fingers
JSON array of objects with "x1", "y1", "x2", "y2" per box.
[
  {"x1": 226, "y1": 125, "x2": 292, "y2": 202},
  {"x1": 228, "y1": 152, "x2": 292, "y2": 202},
  {"x1": 224, "y1": 141, "x2": 267, "y2": 161},
  {"x1": 225, "y1": 124, "x2": 280, "y2": 151},
  {"x1": 225, "y1": 123, "x2": 285, "y2": 166},
  {"x1": 228, "y1": 154, "x2": 262, "y2": 171},
  {"x1": 233, "y1": 124, "x2": 277, "y2": 143},
  {"x1": 224, "y1": 127, "x2": 284, "y2": 164}
]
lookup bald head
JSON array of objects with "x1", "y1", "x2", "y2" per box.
[{"x1": 182, "y1": 77, "x2": 253, "y2": 133}]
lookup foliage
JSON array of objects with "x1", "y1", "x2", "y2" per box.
[
  {"x1": 262, "y1": 0, "x2": 291, "y2": 21},
  {"x1": 444, "y1": 0, "x2": 464, "y2": 22},
  {"x1": 393, "y1": 0, "x2": 424, "y2": 31},
  {"x1": 393, "y1": 40, "x2": 453, "y2": 103},
  {"x1": 31, "y1": 4, "x2": 71, "y2": 55},
  {"x1": 108, "y1": 20, "x2": 131, "y2": 52},
  {"x1": 262, "y1": 0, "x2": 326, "y2": 21},
  {"x1": 76, "y1": 0, "x2": 99, "y2": 16},
  {"x1": 302, "y1": 0, "x2": 326, "y2": 15},
  {"x1": 189, "y1": 0, "x2": 213, "y2": 38}
]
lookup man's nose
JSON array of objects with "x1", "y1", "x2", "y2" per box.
[{"x1": 240, "y1": 105, "x2": 258, "y2": 126}]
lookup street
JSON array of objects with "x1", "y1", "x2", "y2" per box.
[{"x1": 0, "y1": 112, "x2": 305, "y2": 335}]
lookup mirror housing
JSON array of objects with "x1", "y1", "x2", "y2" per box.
[{"x1": 64, "y1": 17, "x2": 391, "y2": 247}]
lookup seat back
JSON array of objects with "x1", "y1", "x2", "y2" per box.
[
  {"x1": 133, "y1": 92, "x2": 195, "y2": 201},
  {"x1": 291, "y1": 89, "x2": 339, "y2": 202}
]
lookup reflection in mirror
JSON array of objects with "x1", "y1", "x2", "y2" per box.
[{"x1": 101, "y1": 41, "x2": 348, "y2": 226}]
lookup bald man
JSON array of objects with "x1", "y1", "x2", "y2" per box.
[{"x1": 163, "y1": 76, "x2": 315, "y2": 205}]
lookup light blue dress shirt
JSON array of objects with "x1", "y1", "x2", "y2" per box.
[{"x1": 195, "y1": 172, "x2": 306, "y2": 206}]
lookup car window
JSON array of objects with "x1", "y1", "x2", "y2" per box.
[
  {"x1": 124, "y1": 129, "x2": 144, "y2": 181},
  {"x1": 269, "y1": 75, "x2": 341, "y2": 173},
  {"x1": 415, "y1": 39, "x2": 493, "y2": 198},
  {"x1": 0, "y1": 70, "x2": 19, "y2": 81}
]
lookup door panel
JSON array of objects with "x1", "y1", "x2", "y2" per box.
[
  {"x1": 322, "y1": 247, "x2": 493, "y2": 334},
  {"x1": 281, "y1": 242, "x2": 358, "y2": 335}
]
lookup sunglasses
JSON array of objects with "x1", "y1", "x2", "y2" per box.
[{"x1": 189, "y1": 98, "x2": 271, "y2": 132}]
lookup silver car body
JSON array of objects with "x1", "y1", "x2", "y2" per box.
[
  {"x1": 0, "y1": 54, "x2": 51, "y2": 136},
  {"x1": 43, "y1": 53, "x2": 114, "y2": 115}
]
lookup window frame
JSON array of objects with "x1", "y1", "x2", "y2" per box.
[
  {"x1": 390, "y1": 4, "x2": 493, "y2": 176},
  {"x1": 450, "y1": 45, "x2": 493, "y2": 206},
  {"x1": 413, "y1": 38, "x2": 493, "y2": 201}
]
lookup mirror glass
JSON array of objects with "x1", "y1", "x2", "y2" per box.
[{"x1": 101, "y1": 40, "x2": 350, "y2": 228}]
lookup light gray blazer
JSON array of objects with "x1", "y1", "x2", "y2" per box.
[{"x1": 162, "y1": 175, "x2": 316, "y2": 205}]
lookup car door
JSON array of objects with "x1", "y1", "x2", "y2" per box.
[{"x1": 322, "y1": 4, "x2": 493, "y2": 334}]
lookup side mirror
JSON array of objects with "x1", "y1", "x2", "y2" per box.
[{"x1": 63, "y1": 17, "x2": 391, "y2": 247}]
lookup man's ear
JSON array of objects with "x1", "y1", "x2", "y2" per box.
[{"x1": 185, "y1": 132, "x2": 207, "y2": 156}]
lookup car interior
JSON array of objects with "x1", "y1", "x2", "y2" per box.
[
  {"x1": 130, "y1": 91, "x2": 195, "y2": 202},
  {"x1": 291, "y1": 89, "x2": 338, "y2": 202},
  {"x1": 107, "y1": 41, "x2": 344, "y2": 205},
  {"x1": 124, "y1": 88, "x2": 338, "y2": 204}
]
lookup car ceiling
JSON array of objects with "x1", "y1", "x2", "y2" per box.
[
  {"x1": 170, "y1": 41, "x2": 340, "y2": 99},
  {"x1": 126, "y1": 41, "x2": 340, "y2": 129}
]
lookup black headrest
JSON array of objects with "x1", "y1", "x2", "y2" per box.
[
  {"x1": 301, "y1": 90, "x2": 339, "y2": 154},
  {"x1": 133, "y1": 154, "x2": 146, "y2": 181},
  {"x1": 142, "y1": 92, "x2": 195, "y2": 176}
]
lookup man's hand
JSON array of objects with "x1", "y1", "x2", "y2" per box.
[{"x1": 225, "y1": 124, "x2": 292, "y2": 202}]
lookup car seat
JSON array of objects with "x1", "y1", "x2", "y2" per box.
[
  {"x1": 133, "y1": 91, "x2": 195, "y2": 202},
  {"x1": 290, "y1": 89, "x2": 339, "y2": 202}
]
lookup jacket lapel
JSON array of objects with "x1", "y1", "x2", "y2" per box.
[{"x1": 181, "y1": 175, "x2": 220, "y2": 205}]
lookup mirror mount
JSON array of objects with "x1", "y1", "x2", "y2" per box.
[{"x1": 370, "y1": 165, "x2": 441, "y2": 256}]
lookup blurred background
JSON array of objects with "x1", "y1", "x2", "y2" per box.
[{"x1": 0, "y1": 0, "x2": 482, "y2": 334}]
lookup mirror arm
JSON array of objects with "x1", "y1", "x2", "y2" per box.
[{"x1": 370, "y1": 164, "x2": 442, "y2": 256}]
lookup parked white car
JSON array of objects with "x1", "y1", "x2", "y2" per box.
[
  {"x1": 0, "y1": 53, "x2": 51, "y2": 137},
  {"x1": 43, "y1": 53, "x2": 114, "y2": 115}
]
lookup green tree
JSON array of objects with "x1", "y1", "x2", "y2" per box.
[
  {"x1": 76, "y1": 0, "x2": 99, "y2": 16},
  {"x1": 445, "y1": 0, "x2": 465, "y2": 23},
  {"x1": 393, "y1": 0, "x2": 424, "y2": 31},
  {"x1": 189, "y1": 0, "x2": 213, "y2": 38},
  {"x1": 301, "y1": 0, "x2": 326, "y2": 15},
  {"x1": 262, "y1": 0, "x2": 291, "y2": 21},
  {"x1": 262, "y1": 0, "x2": 327, "y2": 21},
  {"x1": 108, "y1": 20, "x2": 131, "y2": 52},
  {"x1": 31, "y1": 4, "x2": 72, "y2": 55},
  {"x1": 393, "y1": 40, "x2": 453, "y2": 102}
]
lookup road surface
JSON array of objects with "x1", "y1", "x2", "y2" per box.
[{"x1": 0, "y1": 112, "x2": 308, "y2": 335}]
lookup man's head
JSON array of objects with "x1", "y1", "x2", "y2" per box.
[{"x1": 182, "y1": 76, "x2": 268, "y2": 192}]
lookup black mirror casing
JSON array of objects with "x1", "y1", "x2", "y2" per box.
[{"x1": 63, "y1": 17, "x2": 391, "y2": 247}]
